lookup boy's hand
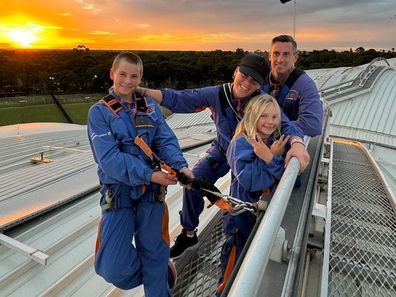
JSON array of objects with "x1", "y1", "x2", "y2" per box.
[
  {"x1": 252, "y1": 137, "x2": 273, "y2": 164},
  {"x1": 150, "y1": 171, "x2": 177, "y2": 186},
  {"x1": 270, "y1": 135, "x2": 290, "y2": 156}
]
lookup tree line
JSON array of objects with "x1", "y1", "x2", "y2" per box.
[{"x1": 0, "y1": 47, "x2": 395, "y2": 96}]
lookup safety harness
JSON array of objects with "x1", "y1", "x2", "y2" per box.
[
  {"x1": 262, "y1": 68, "x2": 304, "y2": 120},
  {"x1": 99, "y1": 93, "x2": 158, "y2": 212},
  {"x1": 216, "y1": 188, "x2": 272, "y2": 294},
  {"x1": 100, "y1": 92, "x2": 153, "y2": 130}
]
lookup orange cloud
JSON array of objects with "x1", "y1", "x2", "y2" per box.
[{"x1": 0, "y1": 1, "x2": 394, "y2": 51}]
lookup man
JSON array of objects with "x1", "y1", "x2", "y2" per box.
[
  {"x1": 262, "y1": 35, "x2": 323, "y2": 136},
  {"x1": 137, "y1": 53, "x2": 310, "y2": 259}
]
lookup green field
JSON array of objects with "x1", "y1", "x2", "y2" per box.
[
  {"x1": 0, "y1": 94, "x2": 103, "y2": 126},
  {"x1": 0, "y1": 93, "x2": 171, "y2": 126},
  {"x1": 0, "y1": 105, "x2": 65, "y2": 126}
]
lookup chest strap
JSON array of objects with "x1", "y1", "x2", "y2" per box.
[{"x1": 100, "y1": 92, "x2": 149, "y2": 116}]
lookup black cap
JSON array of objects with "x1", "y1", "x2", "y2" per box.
[{"x1": 238, "y1": 53, "x2": 269, "y2": 85}]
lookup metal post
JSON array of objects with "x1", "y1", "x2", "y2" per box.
[
  {"x1": 280, "y1": 0, "x2": 296, "y2": 39},
  {"x1": 293, "y1": 0, "x2": 296, "y2": 39}
]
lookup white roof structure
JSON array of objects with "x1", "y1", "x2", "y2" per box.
[
  {"x1": 0, "y1": 114, "x2": 223, "y2": 296},
  {"x1": 1, "y1": 56, "x2": 396, "y2": 297},
  {"x1": 307, "y1": 57, "x2": 396, "y2": 197}
]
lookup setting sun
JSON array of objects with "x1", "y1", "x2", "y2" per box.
[
  {"x1": 7, "y1": 26, "x2": 41, "y2": 47},
  {"x1": 0, "y1": 1, "x2": 394, "y2": 51},
  {"x1": 0, "y1": 16, "x2": 46, "y2": 49}
]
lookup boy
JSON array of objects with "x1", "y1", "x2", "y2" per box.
[{"x1": 87, "y1": 52, "x2": 192, "y2": 297}]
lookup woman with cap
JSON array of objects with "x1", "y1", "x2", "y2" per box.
[{"x1": 137, "y1": 53, "x2": 309, "y2": 260}]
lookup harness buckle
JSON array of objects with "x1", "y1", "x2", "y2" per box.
[
  {"x1": 156, "y1": 185, "x2": 167, "y2": 203},
  {"x1": 100, "y1": 191, "x2": 114, "y2": 213}
]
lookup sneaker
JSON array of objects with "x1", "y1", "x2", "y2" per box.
[
  {"x1": 168, "y1": 260, "x2": 177, "y2": 290},
  {"x1": 170, "y1": 229, "x2": 198, "y2": 259}
]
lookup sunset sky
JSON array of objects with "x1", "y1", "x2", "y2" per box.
[{"x1": 1, "y1": 0, "x2": 395, "y2": 51}]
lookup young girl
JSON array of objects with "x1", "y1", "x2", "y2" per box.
[{"x1": 217, "y1": 94, "x2": 289, "y2": 293}]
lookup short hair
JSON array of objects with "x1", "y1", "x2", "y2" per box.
[
  {"x1": 271, "y1": 35, "x2": 298, "y2": 53},
  {"x1": 234, "y1": 94, "x2": 281, "y2": 141},
  {"x1": 111, "y1": 52, "x2": 143, "y2": 74}
]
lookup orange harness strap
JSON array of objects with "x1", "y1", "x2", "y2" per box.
[
  {"x1": 95, "y1": 216, "x2": 104, "y2": 257},
  {"x1": 100, "y1": 95, "x2": 124, "y2": 117},
  {"x1": 217, "y1": 244, "x2": 237, "y2": 294},
  {"x1": 162, "y1": 202, "x2": 170, "y2": 246}
]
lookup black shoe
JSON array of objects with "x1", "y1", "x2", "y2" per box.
[
  {"x1": 170, "y1": 229, "x2": 198, "y2": 259},
  {"x1": 168, "y1": 260, "x2": 177, "y2": 290}
]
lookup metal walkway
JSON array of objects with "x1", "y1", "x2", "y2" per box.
[
  {"x1": 171, "y1": 135, "x2": 323, "y2": 297},
  {"x1": 324, "y1": 140, "x2": 396, "y2": 297},
  {"x1": 172, "y1": 212, "x2": 224, "y2": 297}
]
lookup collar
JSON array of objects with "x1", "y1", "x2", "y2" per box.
[
  {"x1": 109, "y1": 87, "x2": 133, "y2": 106},
  {"x1": 270, "y1": 67, "x2": 295, "y2": 86},
  {"x1": 269, "y1": 73, "x2": 281, "y2": 89}
]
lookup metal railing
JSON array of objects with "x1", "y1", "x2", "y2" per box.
[
  {"x1": 226, "y1": 104, "x2": 331, "y2": 296},
  {"x1": 227, "y1": 157, "x2": 300, "y2": 296},
  {"x1": 227, "y1": 134, "x2": 312, "y2": 296},
  {"x1": 320, "y1": 57, "x2": 391, "y2": 103}
]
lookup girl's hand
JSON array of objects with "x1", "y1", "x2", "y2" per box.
[
  {"x1": 252, "y1": 137, "x2": 273, "y2": 164},
  {"x1": 270, "y1": 135, "x2": 290, "y2": 156}
]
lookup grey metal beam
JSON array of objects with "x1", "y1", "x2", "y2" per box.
[{"x1": 0, "y1": 234, "x2": 49, "y2": 266}]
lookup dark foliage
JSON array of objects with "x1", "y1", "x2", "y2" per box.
[{"x1": 0, "y1": 47, "x2": 395, "y2": 96}]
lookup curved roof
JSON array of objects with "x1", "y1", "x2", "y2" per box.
[
  {"x1": 329, "y1": 68, "x2": 396, "y2": 148},
  {"x1": 308, "y1": 57, "x2": 396, "y2": 198},
  {"x1": 1, "y1": 57, "x2": 396, "y2": 297},
  {"x1": 0, "y1": 112, "x2": 220, "y2": 296}
]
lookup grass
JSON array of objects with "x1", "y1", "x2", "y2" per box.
[
  {"x1": 63, "y1": 102, "x2": 97, "y2": 125},
  {"x1": 0, "y1": 93, "x2": 103, "y2": 108},
  {"x1": 0, "y1": 105, "x2": 66, "y2": 126},
  {"x1": 0, "y1": 94, "x2": 102, "y2": 126},
  {"x1": 0, "y1": 94, "x2": 171, "y2": 127},
  {"x1": 0, "y1": 95, "x2": 52, "y2": 108}
]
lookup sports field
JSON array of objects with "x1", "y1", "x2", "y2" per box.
[{"x1": 0, "y1": 93, "x2": 171, "y2": 126}]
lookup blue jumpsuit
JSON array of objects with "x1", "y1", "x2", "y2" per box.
[
  {"x1": 218, "y1": 135, "x2": 284, "y2": 290},
  {"x1": 88, "y1": 91, "x2": 188, "y2": 297},
  {"x1": 160, "y1": 84, "x2": 304, "y2": 231},
  {"x1": 261, "y1": 69, "x2": 323, "y2": 137}
]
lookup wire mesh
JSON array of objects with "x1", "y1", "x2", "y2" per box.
[
  {"x1": 172, "y1": 212, "x2": 225, "y2": 297},
  {"x1": 328, "y1": 143, "x2": 396, "y2": 297}
]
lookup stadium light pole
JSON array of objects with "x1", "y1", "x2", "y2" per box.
[
  {"x1": 280, "y1": 0, "x2": 296, "y2": 39},
  {"x1": 18, "y1": 99, "x2": 27, "y2": 136}
]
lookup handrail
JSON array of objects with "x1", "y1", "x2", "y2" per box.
[
  {"x1": 319, "y1": 57, "x2": 391, "y2": 98},
  {"x1": 319, "y1": 79, "x2": 355, "y2": 94},
  {"x1": 281, "y1": 108, "x2": 330, "y2": 296},
  {"x1": 227, "y1": 155, "x2": 302, "y2": 296},
  {"x1": 359, "y1": 57, "x2": 390, "y2": 74}
]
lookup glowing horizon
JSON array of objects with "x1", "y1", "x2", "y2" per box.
[{"x1": 0, "y1": 1, "x2": 395, "y2": 52}]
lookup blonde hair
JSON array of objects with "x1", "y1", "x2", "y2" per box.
[
  {"x1": 111, "y1": 52, "x2": 143, "y2": 75},
  {"x1": 234, "y1": 94, "x2": 281, "y2": 141}
]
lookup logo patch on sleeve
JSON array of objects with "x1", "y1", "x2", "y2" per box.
[{"x1": 286, "y1": 90, "x2": 300, "y2": 101}]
